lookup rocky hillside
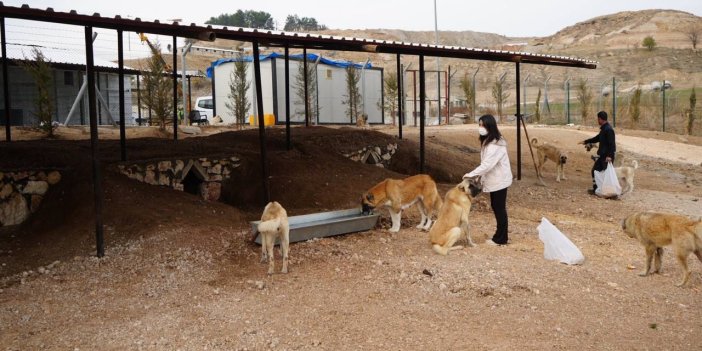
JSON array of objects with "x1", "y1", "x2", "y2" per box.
[
  {"x1": 537, "y1": 10, "x2": 699, "y2": 50},
  {"x1": 130, "y1": 9, "x2": 702, "y2": 101}
]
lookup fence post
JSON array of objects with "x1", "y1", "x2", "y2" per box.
[
  {"x1": 662, "y1": 80, "x2": 666, "y2": 132},
  {"x1": 565, "y1": 77, "x2": 571, "y2": 124},
  {"x1": 611, "y1": 77, "x2": 616, "y2": 127}
]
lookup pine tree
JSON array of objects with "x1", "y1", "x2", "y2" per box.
[
  {"x1": 534, "y1": 88, "x2": 542, "y2": 123},
  {"x1": 224, "y1": 55, "x2": 251, "y2": 128},
  {"x1": 19, "y1": 47, "x2": 55, "y2": 137},
  {"x1": 687, "y1": 87, "x2": 697, "y2": 135},
  {"x1": 459, "y1": 74, "x2": 475, "y2": 120},
  {"x1": 293, "y1": 58, "x2": 317, "y2": 124},
  {"x1": 491, "y1": 76, "x2": 510, "y2": 119},
  {"x1": 576, "y1": 78, "x2": 593, "y2": 122},
  {"x1": 629, "y1": 86, "x2": 642, "y2": 126},
  {"x1": 140, "y1": 41, "x2": 173, "y2": 131},
  {"x1": 380, "y1": 71, "x2": 398, "y2": 125}
]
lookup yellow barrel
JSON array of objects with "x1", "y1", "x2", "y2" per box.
[{"x1": 249, "y1": 114, "x2": 276, "y2": 126}]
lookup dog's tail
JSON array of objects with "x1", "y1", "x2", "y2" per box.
[
  {"x1": 531, "y1": 138, "x2": 539, "y2": 146},
  {"x1": 258, "y1": 217, "x2": 281, "y2": 234},
  {"x1": 631, "y1": 160, "x2": 639, "y2": 169}
]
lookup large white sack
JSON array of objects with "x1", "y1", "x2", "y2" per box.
[
  {"x1": 594, "y1": 161, "x2": 622, "y2": 198},
  {"x1": 537, "y1": 217, "x2": 585, "y2": 265}
]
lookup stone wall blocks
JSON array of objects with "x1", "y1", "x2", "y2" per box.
[{"x1": 22, "y1": 181, "x2": 49, "y2": 195}]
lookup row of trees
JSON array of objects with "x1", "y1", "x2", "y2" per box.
[
  {"x1": 206, "y1": 10, "x2": 326, "y2": 31},
  {"x1": 207, "y1": 10, "x2": 274, "y2": 29}
]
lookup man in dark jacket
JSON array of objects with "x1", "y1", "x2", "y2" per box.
[{"x1": 581, "y1": 111, "x2": 616, "y2": 194}]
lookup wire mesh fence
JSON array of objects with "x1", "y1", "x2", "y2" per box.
[{"x1": 439, "y1": 67, "x2": 701, "y2": 136}]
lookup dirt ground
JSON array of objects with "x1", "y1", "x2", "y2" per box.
[{"x1": 0, "y1": 123, "x2": 701, "y2": 350}]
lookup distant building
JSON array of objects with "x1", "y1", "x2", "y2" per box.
[
  {"x1": 208, "y1": 53, "x2": 384, "y2": 125},
  {"x1": 0, "y1": 44, "x2": 134, "y2": 126}
]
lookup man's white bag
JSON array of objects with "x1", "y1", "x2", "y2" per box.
[
  {"x1": 593, "y1": 161, "x2": 621, "y2": 198},
  {"x1": 537, "y1": 217, "x2": 585, "y2": 265}
]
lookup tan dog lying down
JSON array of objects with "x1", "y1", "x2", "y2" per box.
[
  {"x1": 430, "y1": 178, "x2": 482, "y2": 255},
  {"x1": 622, "y1": 211, "x2": 702, "y2": 286},
  {"x1": 361, "y1": 174, "x2": 442, "y2": 232},
  {"x1": 257, "y1": 201, "x2": 290, "y2": 275}
]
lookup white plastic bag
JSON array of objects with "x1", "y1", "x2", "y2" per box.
[
  {"x1": 594, "y1": 161, "x2": 621, "y2": 198},
  {"x1": 537, "y1": 217, "x2": 585, "y2": 265}
]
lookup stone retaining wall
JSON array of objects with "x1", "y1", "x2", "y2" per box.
[
  {"x1": 0, "y1": 170, "x2": 61, "y2": 226},
  {"x1": 343, "y1": 143, "x2": 398, "y2": 168},
  {"x1": 118, "y1": 157, "x2": 241, "y2": 201}
]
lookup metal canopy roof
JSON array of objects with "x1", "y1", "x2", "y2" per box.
[{"x1": 0, "y1": 3, "x2": 597, "y2": 69}]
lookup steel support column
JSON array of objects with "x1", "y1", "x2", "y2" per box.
[
  {"x1": 85, "y1": 26, "x2": 104, "y2": 257},
  {"x1": 396, "y1": 53, "x2": 403, "y2": 139},
  {"x1": 172, "y1": 36, "x2": 178, "y2": 140},
  {"x1": 303, "y1": 47, "x2": 309, "y2": 127},
  {"x1": 285, "y1": 46, "x2": 291, "y2": 150},
  {"x1": 515, "y1": 62, "x2": 521, "y2": 180},
  {"x1": 136, "y1": 73, "x2": 141, "y2": 126},
  {"x1": 446, "y1": 67, "x2": 451, "y2": 123},
  {"x1": 117, "y1": 29, "x2": 126, "y2": 161},
  {"x1": 211, "y1": 65, "x2": 216, "y2": 117},
  {"x1": 253, "y1": 42, "x2": 270, "y2": 203},
  {"x1": 419, "y1": 55, "x2": 426, "y2": 173},
  {"x1": 1, "y1": 17, "x2": 11, "y2": 142},
  {"x1": 187, "y1": 76, "x2": 192, "y2": 113}
]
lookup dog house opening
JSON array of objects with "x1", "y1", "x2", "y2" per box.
[{"x1": 182, "y1": 169, "x2": 205, "y2": 196}]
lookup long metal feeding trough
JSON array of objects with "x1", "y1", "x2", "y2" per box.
[{"x1": 250, "y1": 208, "x2": 380, "y2": 244}]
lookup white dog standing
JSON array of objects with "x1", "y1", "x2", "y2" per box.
[{"x1": 257, "y1": 201, "x2": 290, "y2": 275}]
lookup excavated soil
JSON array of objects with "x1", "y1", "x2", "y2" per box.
[{"x1": 0, "y1": 124, "x2": 701, "y2": 350}]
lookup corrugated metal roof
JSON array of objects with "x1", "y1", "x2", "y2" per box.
[
  {"x1": 0, "y1": 3, "x2": 597, "y2": 69},
  {"x1": 6, "y1": 43, "x2": 128, "y2": 70}
]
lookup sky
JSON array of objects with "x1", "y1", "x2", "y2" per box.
[
  {"x1": 3, "y1": 0, "x2": 701, "y2": 63},
  {"x1": 15, "y1": 0, "x2": 702, "y2": 37}
]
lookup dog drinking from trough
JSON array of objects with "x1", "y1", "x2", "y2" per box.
[{"x1": 361, "y1": 174, "x2": 442, "y2": 232}]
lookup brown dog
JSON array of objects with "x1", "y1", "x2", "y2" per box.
[
  {"x1": 429, "y1": 178, "x2": 482, "y2": 255},
  {"x1": 531, "y1": 138, "x2": 568, "y2": 182},
  {"x1": 361, "y1": 174, "x2": 442, "y2": 232},
  {"x1": 622, "y1": 212, "x2": 702, "y2": 286},
  {"x1": 257, "y1": 201, "x2": 290, "y2": 275}
]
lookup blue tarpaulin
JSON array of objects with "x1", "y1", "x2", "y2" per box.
[{"x1": 206, "y1": 53, "x2": 372, "y2": 78}]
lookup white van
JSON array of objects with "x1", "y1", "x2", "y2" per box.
[{"x1": 194, "y1": 96, "x2": 214, "y2": 120}]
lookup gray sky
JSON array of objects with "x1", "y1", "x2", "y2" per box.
[{"x1": 16, "y1": 0, "x2": 702, "y2": 37}]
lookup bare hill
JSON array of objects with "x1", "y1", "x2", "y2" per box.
[{"x1": 539, "y1": 10, "x2": 701, "y2": 50}]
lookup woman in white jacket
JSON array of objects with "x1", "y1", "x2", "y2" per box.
[{"x1": 464, "y1": 115, "x2": 513, "y2": 245}]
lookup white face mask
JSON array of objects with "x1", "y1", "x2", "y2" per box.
[{"x1": 478, "y1": 126, "x2": 488, "y2": 136}]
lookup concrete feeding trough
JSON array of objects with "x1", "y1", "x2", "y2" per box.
[{"x1": 250, "y1": 208, "x2": 380, "y2": 244}]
